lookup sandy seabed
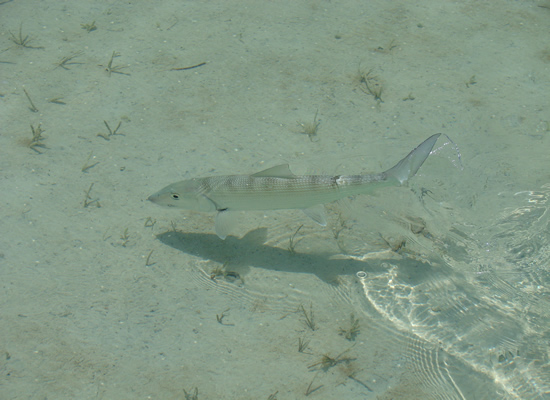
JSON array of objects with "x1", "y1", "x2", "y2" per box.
[{"x1": 1, "y1": 1, "x2": 549, "y2": 399}]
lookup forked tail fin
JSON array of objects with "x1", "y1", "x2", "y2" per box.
[{"x1": 384, "y1": 133, "x2": 441, "y2": 184}]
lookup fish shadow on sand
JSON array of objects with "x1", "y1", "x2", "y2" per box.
[{"x1": 156, "y1": 228, "x2": 436, "y2": 284}]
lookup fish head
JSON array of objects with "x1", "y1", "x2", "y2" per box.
[{"x1": 147, "y1": 178, "x2": 216, "y2": 212}]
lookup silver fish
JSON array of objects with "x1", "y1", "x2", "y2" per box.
[{"x1": 148, "y1": 133, "x2": 440, "y2": 239}]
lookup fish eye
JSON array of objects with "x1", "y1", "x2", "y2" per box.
[{"x1": 171, "y1": 193, "x2": 180, "y2": 200}]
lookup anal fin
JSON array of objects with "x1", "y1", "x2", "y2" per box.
[{"x1": 302, "y1": 205, "x2": 327, "y2": 226}]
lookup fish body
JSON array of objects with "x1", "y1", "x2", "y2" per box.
[{"x1": 148, "y1": 133, "x2": 440, "y2": 239}]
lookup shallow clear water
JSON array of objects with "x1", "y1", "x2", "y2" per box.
[{"x1": 1, "y1": 0, "x2": 548, "y2": 398}]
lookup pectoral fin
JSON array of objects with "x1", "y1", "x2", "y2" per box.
[{"x1": 302, "y1": 205, "x2": 327, "y2": 226}]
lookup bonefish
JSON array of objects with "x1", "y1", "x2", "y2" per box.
[{"x1": 148, "y1": 133, "x2": 440, "y2": 239}]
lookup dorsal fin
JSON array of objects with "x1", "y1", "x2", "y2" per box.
[{"x1": 251, "y1": 164, "x2": 296, "y2": 178}]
